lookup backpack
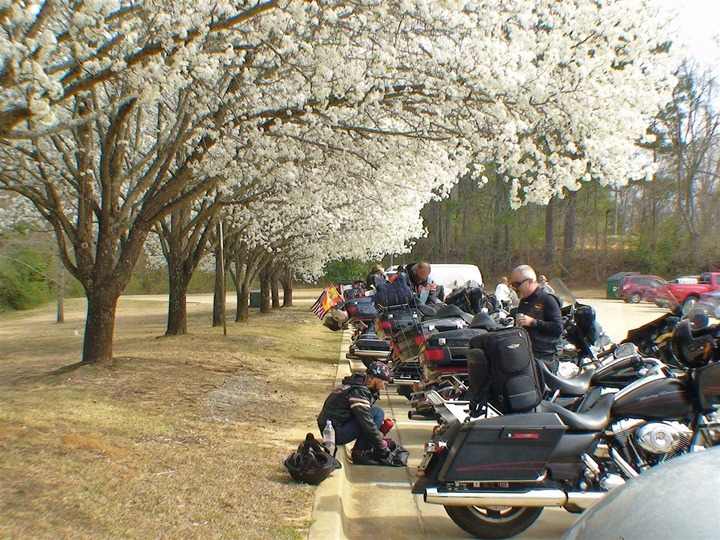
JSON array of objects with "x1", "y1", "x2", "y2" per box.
[
  {"x1": 467, "y1": 326, "x2": 543, "y2": 415},
  {"x1": 344, "y1": 298, "x2": 379, "y2": 320},
  {"x1": 374, "y1": 279, "x2": 415, "y2": 308}
]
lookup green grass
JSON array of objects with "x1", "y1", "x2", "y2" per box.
[{"x1": 0, "y1": 291, "x2": 342, "y2": 539}]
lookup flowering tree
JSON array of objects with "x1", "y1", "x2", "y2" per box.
[{"x1": 0, "y1": 0, "x2": 677, "y2": 363}]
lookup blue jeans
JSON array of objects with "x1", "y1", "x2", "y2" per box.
[{"x1": 334, "y1": 406, "x2": 384, "y2": 446}]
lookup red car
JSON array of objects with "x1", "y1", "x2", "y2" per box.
[{"x1": 618, "y1": 274, "x2": 666, "y2": 303}]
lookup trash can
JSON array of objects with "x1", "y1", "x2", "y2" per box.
[
  {"x1": 249, "y1": 291, "x2": 262, "y2": 308},
  {"x1": 605, "y1": 272, "x2": 639, "y2": 300}
]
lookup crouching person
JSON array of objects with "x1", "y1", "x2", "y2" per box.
[{"x1": 317, "y1": 361, "x2": 393, "y2": 464}]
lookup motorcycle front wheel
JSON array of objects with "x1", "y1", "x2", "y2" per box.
[{"x1": 445, "y1": 505, "x2": 543, "y2": 539}]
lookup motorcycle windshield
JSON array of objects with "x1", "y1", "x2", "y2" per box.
[
  {"x1": 650, "y1": 281, "x2": 681, "y2": 314},
  {"x1": 548, "y1": 278, "x2": 576, "y2": 307}
]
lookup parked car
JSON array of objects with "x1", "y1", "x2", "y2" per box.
[
  {"x1": 617, "y1": 274, "x2": 666, "y2": 303},
  {"x1": 665, "y1": 272, "x2": 720, "y2": 309}
]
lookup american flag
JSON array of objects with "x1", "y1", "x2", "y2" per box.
[{"x1": 310, "y1": 285, "x2": 342, "y2": 319}]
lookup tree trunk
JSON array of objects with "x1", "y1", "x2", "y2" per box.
[
  {"x1": 270, "y1": 265, "x2": 281, "y2": 309},
  {"x1": 259, "y1": 266, "x2": 271, "y2": 313},
  {"x1": 229, "y1": 240, "x2": 250, "y2": 322},
  {"x1": 82, "y1": 291, "x2": 119, "y2": 363},
  {"x1": 237, "y1": 282, "x2": 250, "y2": 322},
  {"x1": 492, "y1": 176, "x2": 502, "y2": 256},
  {"x1": 56, "y1": 263, "x2": 65, "y2": 324},
  {"x1": 563, "y1": 191, "x2": 577, "y2": 275},
  {"x1": 281, "y1": 265, "x2": 294, "y2": 307},
  {"x1": 212, "y1": 242, "x2": 225, "y2": 327},
  {"x1": 166, "y1": 261, "x2": 190, "y2": 335},
  {"x1": 545, "y1": 197, "x2": 555, "y2": 265}
]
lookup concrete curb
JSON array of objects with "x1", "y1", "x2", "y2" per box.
[
  {"x1": 307, "y1": 330, "x2": 353, "y2": 540},
  {"x1": 307, "y1": 331, "x2": 425, "y2": 539}
]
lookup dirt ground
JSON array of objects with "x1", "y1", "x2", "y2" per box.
[{"x1": 0, "y1": 291, "x2": 341, "y2": 539}]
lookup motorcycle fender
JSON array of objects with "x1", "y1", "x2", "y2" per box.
[{"x1": 437, "y1": 413, "x2": 566, "y2": 483}]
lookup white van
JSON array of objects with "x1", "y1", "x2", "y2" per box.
[{"x1": 386, "y1": 263, "x2": 483, "y2": 295}]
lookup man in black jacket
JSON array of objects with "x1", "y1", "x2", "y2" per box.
[
  {"x1": 317, "y1": 362, "x2": 392, "y2": 462},
  {"x1": 510, "y1": 264, "x2": 563, "y2": 373},
  {"x1": 397, "y1": 261, "x2": 439, "y2": 305}
]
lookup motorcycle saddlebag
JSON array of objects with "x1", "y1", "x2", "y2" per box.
[
  {"x1": 438, "y1": 413, "x2": 566, "y2": 482},
  {"x1": 468, "y1": 326, "x2": 543, "y2": 414},
  {"x1": 344, "y1": 298, "x2": 379, "y2": 320},
  {"x1": 375, "y1": 306, "x2": 421, "y2": 340}
]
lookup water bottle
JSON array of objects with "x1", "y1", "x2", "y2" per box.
[{"x1": 322, "y1": 420, "x2": 336, "y2": 456}]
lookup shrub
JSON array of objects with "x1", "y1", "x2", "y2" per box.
[{"x1": 0, "y1": 251, "x2": 54, "y2": 310}]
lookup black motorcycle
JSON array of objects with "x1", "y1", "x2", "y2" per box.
[{"x1": 412, "y1": 322, "x2": 720, "y2": 539}]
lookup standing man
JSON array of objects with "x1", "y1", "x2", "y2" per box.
[
  {"x1": 317, "y1": 362, "x2": 393, "y2": 463},
  {"x1": 510, "y1": 264, "x2": 563, "y2": 373},
  {"x1": 396, "y1": 261, "x2": 439, "y2": 305}
]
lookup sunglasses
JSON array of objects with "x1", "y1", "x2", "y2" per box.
[{"x1": 511, "y1": 278, "x2": 529, "y2": 289}]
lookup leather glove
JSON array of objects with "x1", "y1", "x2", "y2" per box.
[{"x1": 376, "y1": 446, "x2": 391, "y2": 460}]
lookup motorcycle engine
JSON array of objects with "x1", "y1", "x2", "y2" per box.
[
  {"x1": 611, "y1": 420, "x2": 693, "y2": 469},
  {"x1": 634, "y1": 421, "x2": 692, "y2": 456}
]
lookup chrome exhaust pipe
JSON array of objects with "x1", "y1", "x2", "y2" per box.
[
  {"x1": 424, "y1": 487, "x2": 605, "y2": 508},
  {"x1": 425, "y1": 487, "x2": 567, "y2": 507},
  {"x1": 566, "y1": 491, "x2": 605, "y2": 509},
  {"x1": 354, "y1": 349, "x2": 392, "y2": 358}
]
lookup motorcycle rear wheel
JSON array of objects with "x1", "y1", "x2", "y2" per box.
[{"x1": 445, "y1": 505, "x2": 542, "y2": 539}]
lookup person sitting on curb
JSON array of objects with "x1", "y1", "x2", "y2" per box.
[{"x1": 317, "y1": 361, "x2": 394, "y2": 464}]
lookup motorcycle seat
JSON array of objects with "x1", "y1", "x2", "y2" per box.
[
  {"x1": 538, "y1": 393, "x2": 614, "y2": 432},
  {"x1": 539, "y1": 360, "x2": 595, "y2": 397},
  {"x1": 429, "y1": 304, "x2": 474, "y2": 324},
  {"x1": 468, "y1": 312, "x2": 501, "y2": 330}
]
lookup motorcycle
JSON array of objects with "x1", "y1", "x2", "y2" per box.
[
  {"x1": 544, "y1": 279, "x2": 613, "y2": 373},
  {"x1": 323, "y1": 286, "x2": 393, "y2": 367},
  {"x1": 412, "y1": 323, "x2": 720, "y2": 539},
  {"x1": 444, "y1": 281, "x2": 514, "y2": 325},
  {"x1": 412, "y1": 280, "x2": 609, "y2": 417}
]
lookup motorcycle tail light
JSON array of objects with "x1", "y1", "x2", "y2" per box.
[
  {"x1": 424, "y1": 440, "x2": 447, "y2": 454},
  {"x1": 413, "y1": 335, "x2": 426, "y2": 346},
  {"x1": 422, "y1": 347, "x2": 448, "y2": 362},
  {"x1": 379, "y1": 320, "x2": 392, "y2": 333}
]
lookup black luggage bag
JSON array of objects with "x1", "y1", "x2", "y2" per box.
[{"x1": 467, "y1": 326, "x2": 543, "y2": 414}]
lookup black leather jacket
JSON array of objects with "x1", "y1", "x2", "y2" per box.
[
  {"x1": 517, "y1": 287, "x2": 563, "y2": 359},
  {"x1": 317, "y1": 373, "x2": 384, "y2": 451}
]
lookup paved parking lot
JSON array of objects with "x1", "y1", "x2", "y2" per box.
[{"x1": 308, "y1": 299, "x2": 668, "y2": 539}]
